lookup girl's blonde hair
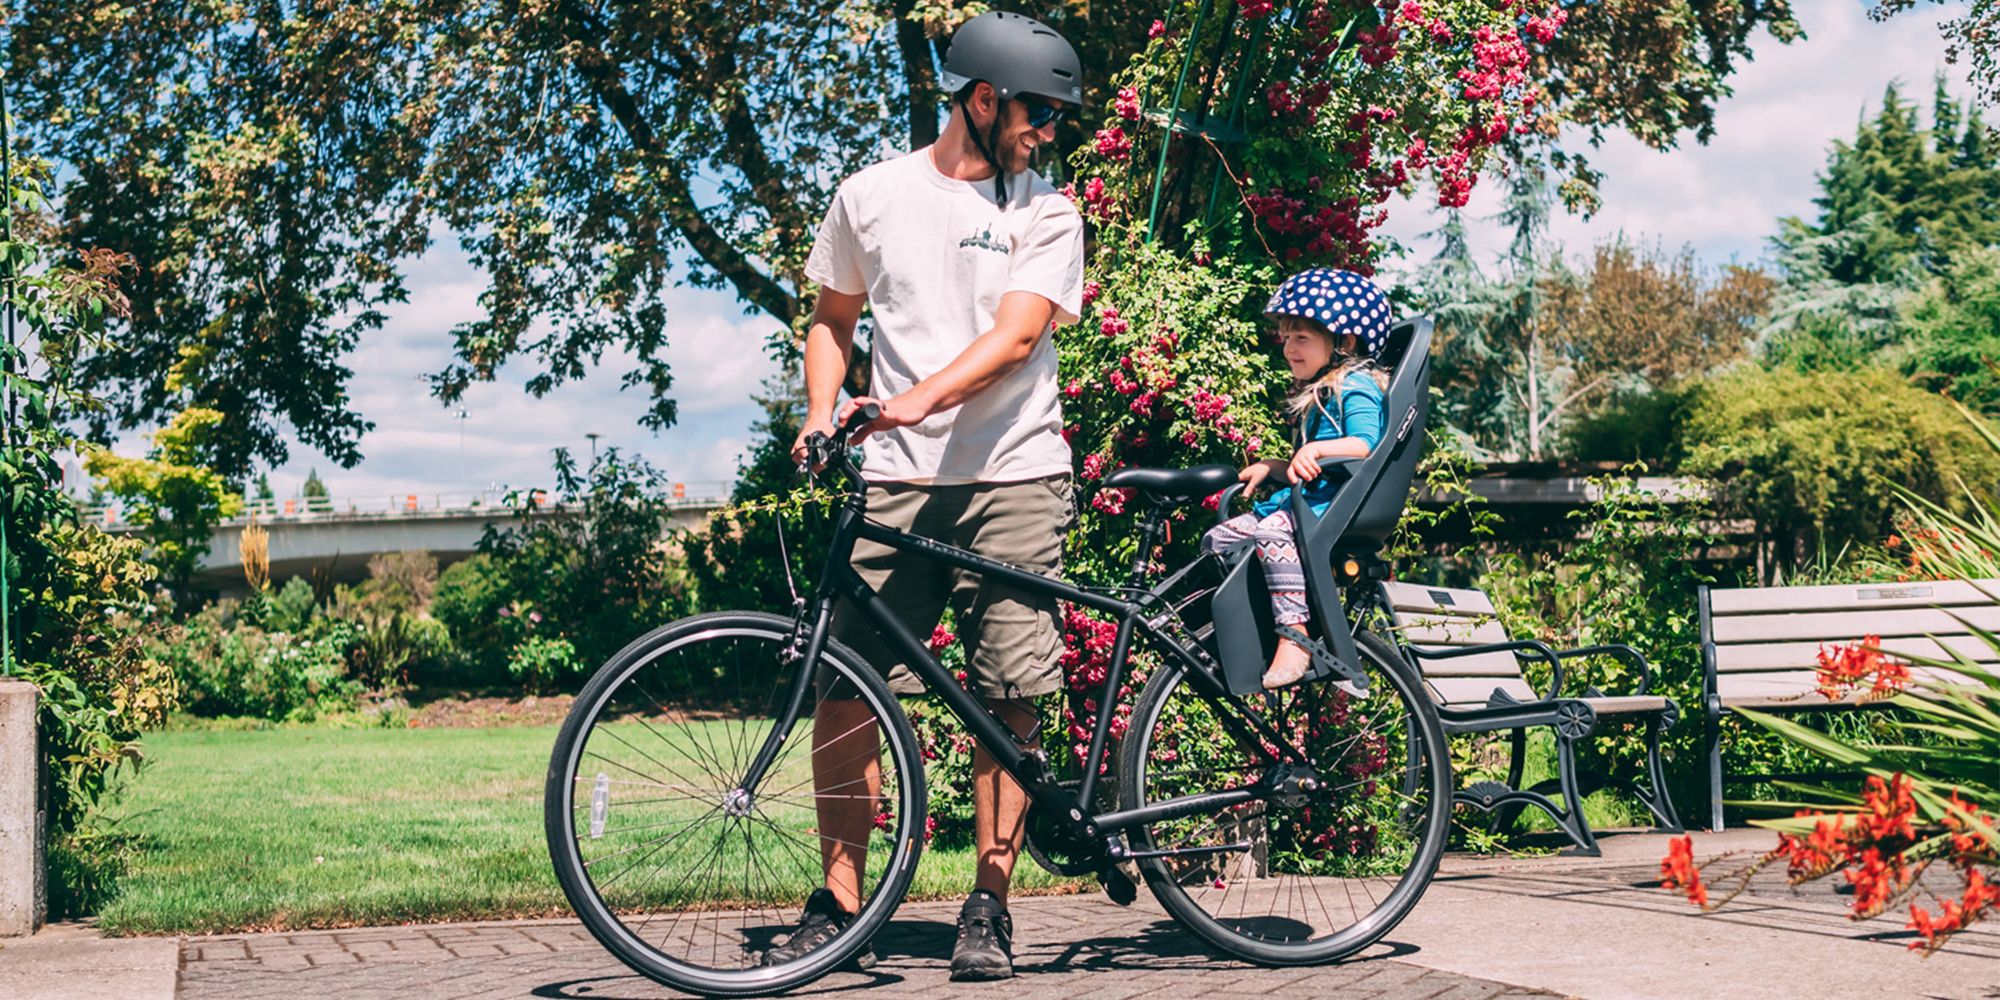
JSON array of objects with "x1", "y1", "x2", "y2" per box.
[{"x1": 1283, "y1": 321, "x2": 1389, "y2": 419}]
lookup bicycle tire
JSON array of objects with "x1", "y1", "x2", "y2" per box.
[
  {"x1": 545, "y1": 611, "x2": 926, "y2": 997},
  {"x1": 1117, "y1": 628, "x2": 1449, "y2": 965}
]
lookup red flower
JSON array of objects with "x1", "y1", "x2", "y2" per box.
[
  {"x1": 1815, "y1": 637, "x2": 1911, "y2": 701},
  {"x1": 1081, "y1": 452, "x2": 1109, "y2": 481},
  {"x1": 1659, "y1": 834, "x2": 1709, "y2": 907},
  {"x1": 1094, "y1": 126, "x2": 1132, "y2": 161},
  {"x1": 1115, "y1": 86, "x2": 1142, "y2": 122},
  {"x1": 1099, "y1": 305, "x2": 1129, "y2": 338},
  {"x1": 1081, "y1": 279, "x2": 1102, "y2": 307},
  {"x1": 927, "y1": 624, "x2": 957, "y2": 653},
  {"x1": 1091, "y1": 488, "x2": 1133, "y2": 516},
  {"x1": 1236, "y1": 0, "x2": 1274, "y2": 18},
  {"x1": 1148, "y1": 19, "x2": 1166, "y2": 39},
  {"x1": 1858, "y1": 773, "x2": 1918, "y2": 845}
]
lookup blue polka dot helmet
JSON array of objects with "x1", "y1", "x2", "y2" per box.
[{"x1": 1264, "y1": 268, "x2": 1393, "y2": 357}]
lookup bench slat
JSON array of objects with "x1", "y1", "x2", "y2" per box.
[
  {"x1": 1713, "y1": 636, "x2": 2000, "y2": 673},
  {"x1": 1396, "y1": 617, "x2": 1510, "y2": 646},
  {"x1": 1407, "y1": 648, "x2": 1523, "y2": 678},
  {"x1": 1381, "y1": 581, "x2": 1497, "y2": 617},
  {"x1": 1427, "y1": 676, "x2": 1538, "y2": 706},
  {"x1": 1717, "y1": 667, "x2": 1982, "y2": 707},
  {"x1": 1709, "y1": 579, "x2": 2000, "y2": 615},
  {"x1": 1709, "y1": 606, "x2": 2000, "y2": 644}
]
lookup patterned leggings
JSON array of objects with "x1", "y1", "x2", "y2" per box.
[{"x1": 1201, "y1": 511, "x2": 1308, "y2": 626}]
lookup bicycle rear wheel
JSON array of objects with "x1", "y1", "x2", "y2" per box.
[
  {"x1": 545, "y1": 611, "x2": 925, "y2": 997},
  {"x1": 1117, "y1": 629, "x2": 1449, "y2": 965}
]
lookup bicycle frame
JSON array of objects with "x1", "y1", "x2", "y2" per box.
[{"x1": 735, "y1": 465, "x2": 1324, "y2": 851}]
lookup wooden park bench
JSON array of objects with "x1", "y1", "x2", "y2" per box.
[
  {"x1": 1379, "y1": 582, "x2": 1683, "y2": 855},
  {"x1": 1699, "y1": 578, "x2": 2000, "y2": 830}
]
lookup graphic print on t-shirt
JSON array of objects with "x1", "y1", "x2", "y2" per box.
[{"x1": 958, "y1": 226, "x2": 1011, "y2": 256}]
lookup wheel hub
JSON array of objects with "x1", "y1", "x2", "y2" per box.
[{"x1": 722, "y1": 787, "x2": 754, "y2": 818}]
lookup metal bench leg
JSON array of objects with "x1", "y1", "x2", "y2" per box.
[
  {"x1": 1495, "y1": 727, "x2": 1528, "y2": 832},
  {"x1": 1706, "y1": 707, "x2": 1725, "y2": 832},
  {"x1": 1553, "y1": 736, "x2": 1600, "y2": 856},
  {"x1": 1634, "y1": 714, "x2": 1682, "y2": 833}
]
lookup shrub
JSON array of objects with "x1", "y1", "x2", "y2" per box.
[
  {"x1": 477, "y1": 447, "x2": 692, "y2": 687},
  {"x1": 326, "y1": 551, "x2": 450, "y2": 689},
  {"x1": 155, "y1": 604, "x2": 361, "y2": 721},
  {"x1": 429, "y1": 553, "x2": 516, "y2": 685},
  {"x1": 1679, "y1": 366, "x2": 2000, "y2": 576},
  {"x1": 505, "y1": 634, "x2": 583, "y2": 693}
]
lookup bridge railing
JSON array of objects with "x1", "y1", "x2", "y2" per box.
[{"x1": 83, "y1": 482, "x2": 731, "y2": 528}]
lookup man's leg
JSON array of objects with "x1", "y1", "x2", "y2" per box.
[
  {"x1": 814, "y1": 698, "x2": 882, "y2": 916},
  {"x1": 970, "y1": 698, "x2": 1041, "y2": 905}
]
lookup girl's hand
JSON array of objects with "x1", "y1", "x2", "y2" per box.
[
  {"x1": 1288, "y1": 445, "x2": 1323, "y2": 485},
  {"x1": 1239, "y1": 461, "x2": 1270, "y2": 494}
]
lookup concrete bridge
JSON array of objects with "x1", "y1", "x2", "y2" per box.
[
  {"x1": 89, "y1": 465, "x2": 1726, "y2": 597},
  {"x1": 91, "y1": 487, "x2": 729, "y2": 596}
]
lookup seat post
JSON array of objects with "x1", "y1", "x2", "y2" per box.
[{"x1": 1127, "y1": 504, "x2": 1168, "y2": 588}]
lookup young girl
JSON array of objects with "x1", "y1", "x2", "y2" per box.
[{"x1": 1202, "y1": 268, "x2": 1392, "y2": 689}]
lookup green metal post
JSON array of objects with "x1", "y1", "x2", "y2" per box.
[
  {"x1": 1, "y1": 59, "x2": 14, "y2": 677},
  {"x1": 1144, "y1": 0, "x2": 1213, "y2": 244},
  {"x1": 1201, "y1": 17, "x2": 1270, "y2": 226}
]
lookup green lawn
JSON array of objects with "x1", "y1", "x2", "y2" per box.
[{"x1": 99, "y1": 725, "x2": 1084, "y2": 935}]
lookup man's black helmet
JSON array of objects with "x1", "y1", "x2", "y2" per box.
[{"x1": 939, "y1": 12, "x2": 1083, "y2": 107}]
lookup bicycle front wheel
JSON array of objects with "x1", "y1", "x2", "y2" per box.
[
  {"x1": 545, "y1": 611, "x2": 926, "y2": 997},
  {"x1": 1117, "y1": 629, "x2": 1449, "y2": 965}
]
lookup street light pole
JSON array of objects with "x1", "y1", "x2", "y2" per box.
[{"x1": 586, "y1": 432, "x2": 601, "y2": 466}]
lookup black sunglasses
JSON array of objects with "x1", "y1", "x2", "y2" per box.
[{"x1": 1024, "y1": 100, "x2": 1068, "y2": 129}]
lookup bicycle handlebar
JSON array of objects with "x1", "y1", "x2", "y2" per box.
[{"x1": 800, "y1": 402, "x2": 882, "y2": 482}]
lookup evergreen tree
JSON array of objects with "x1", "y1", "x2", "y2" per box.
[{"x1": 302, "y1": 468, "x2": 331, "y2": 512}]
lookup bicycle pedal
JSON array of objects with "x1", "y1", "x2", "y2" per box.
[{"x1": 1099, "y1": 865, "x2": 1137, "y2": 906}]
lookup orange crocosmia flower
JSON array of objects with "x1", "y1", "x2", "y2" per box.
[
  {"x1": 1845, "y1": 847, "x2": 1910, "y2": 918},
  {"x1": 1659, "y1": 834, "x2": 1708, "y2": 908},
  {"x1": 1815, "y1": 637, "x2": 1912, "y2": 701},
  {"x1": 1859, "y1": 774, "x2": 1918, "y2": 844},
  {"x1": 1944, "y1": 791, "x2": 1996, "y2": 862}
]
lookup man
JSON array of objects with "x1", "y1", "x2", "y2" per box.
[{"x1": 769, "y1": 10, "x2": 1086, "y2": 982}]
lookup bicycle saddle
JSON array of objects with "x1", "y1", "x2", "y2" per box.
[{"x1": 1101, "y1": 464, "x2": 1238, "y2": 505}]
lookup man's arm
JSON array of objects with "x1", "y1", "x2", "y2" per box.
[
  {"x1": 843, "y1": 290, "x2": 1057, "y2": 442},
  {"x1": 791, "y1": 287, "x2": 867, "y2": 466}
]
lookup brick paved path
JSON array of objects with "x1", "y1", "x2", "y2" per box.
[{"x1": 177, "y1": 892, "x2": 1557, "y2": 1000}]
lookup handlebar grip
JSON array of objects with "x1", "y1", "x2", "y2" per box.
[{"x1": 838, "y1": 402, "x2": 882, "y2": 439}]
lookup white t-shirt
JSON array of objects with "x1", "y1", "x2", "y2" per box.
[{"x1": 804, "y1": 147, "x2": 1085, "y2": 484}]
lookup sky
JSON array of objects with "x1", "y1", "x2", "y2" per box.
[{"x1": 82, "y1": 2, "x2": 1978, "y2": 503}]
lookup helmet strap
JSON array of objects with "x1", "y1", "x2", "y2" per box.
[{"x1": 957, "y1": 89, "x2": 1011, "y2": 204}]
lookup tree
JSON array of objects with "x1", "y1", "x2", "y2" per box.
[
  {"x1": 1760, "y1": 78, "x2": 2000, "y2": 371},
  {"x1": 83, "y1": 407, "x2": 245, "y2": 594},
  {"x1": 1901, "y1": 245, "x2": 2000, "y2": 416},
  {"x1": 11, "y1": 1, "x2": 1800, "y2": 479},
  {"x1": 1679, "y1": 366, "x2": 2000, "y2": 574},
  {"x1": 302, "y1": 468, "x2": 331, "y2": 512}
]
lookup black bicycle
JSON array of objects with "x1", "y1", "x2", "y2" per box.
[{"x1": 546, "y1": 323, "x2": 1446, "y2": 997}]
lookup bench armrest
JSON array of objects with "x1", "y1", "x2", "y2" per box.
[
  {"x1": 1552, "y1": 642, "x2": 1653, "y2": 696},
  {"x1": 1404, "y1": 639, "x2": 1566, "y2": 701}
]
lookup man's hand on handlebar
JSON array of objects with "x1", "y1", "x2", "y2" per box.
[
  {"x1": 790, "y1": 415, "x2": 838, "y2": 472},
  {"x1": 836, "y1": 395, "x2": 924, "y2": 446}
]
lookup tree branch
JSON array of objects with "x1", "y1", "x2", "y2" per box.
[{"x1": 554, "y1": 2, "x2": 797, "y2": 326}]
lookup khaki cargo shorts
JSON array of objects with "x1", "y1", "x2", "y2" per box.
[{"x1": 823, "y1": 475, "x2": 1077, "y2": 703}]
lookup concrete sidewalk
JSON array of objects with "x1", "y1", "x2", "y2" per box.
[
  {"x1": 6, "y1": 829, "x2": 1996, "y2": 999},
  {"x1": 0, "y1": 921, "x2": 178, "y2": 1000}
]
